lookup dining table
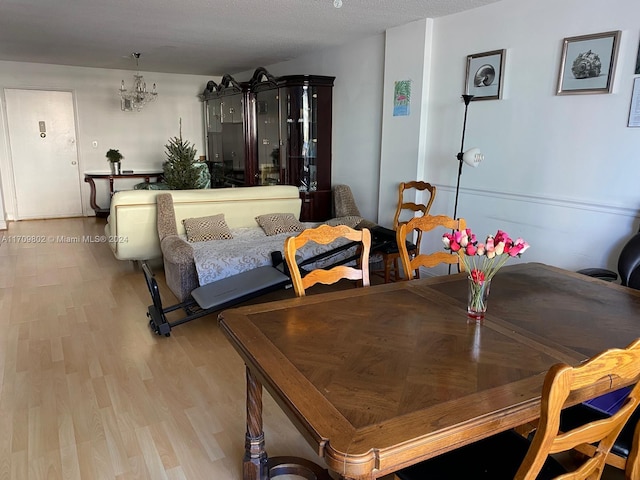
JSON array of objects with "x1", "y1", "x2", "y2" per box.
[{"x1": 217, "y1": 262, "x2": 640, "y2": 480}]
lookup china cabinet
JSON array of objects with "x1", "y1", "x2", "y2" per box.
[
  {"x1": 201, "y1": 74, "x2": 252, "y2": 187},
  {"x1": 201, "y1": 68, "x2": 334, "y2": 221}
]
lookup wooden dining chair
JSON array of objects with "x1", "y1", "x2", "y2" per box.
[
  {"x1": 395, "y1": 338, "x2": 640, "y2": 480},
  {"x1": 559, "y1": 388, "x2": 640, "y2": 479},
  {"x1": 396, "y1": 214, "x2": 466, "y2": 280},
  {"x1": 284, "y1": 224, "x2": 371, "y2": 297},
  {"x1": 373, "y1": 181, "x2": 436, "y2": 283}
]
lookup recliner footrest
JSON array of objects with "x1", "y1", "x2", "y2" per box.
[
  {"x1": 143, "y1": 261, "x2": 290, "y2": 337},
  {"x1": 191, "y1": 266, "x2": 290, "y2": 310}
]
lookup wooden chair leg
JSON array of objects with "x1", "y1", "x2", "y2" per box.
[
  {"x1": 626, "y1": 419, "x2": 640, "y2": 480},
  {"x1": 384, "y1": 257, "x2": 391, "y2": 283}
]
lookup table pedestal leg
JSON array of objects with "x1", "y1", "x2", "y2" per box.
[
  {"x1": 244, "y1": 367, "x2": 268, "y2": 480},
  {"x1": 243, "y1": 366, "x2": 334, "y2": 480}
]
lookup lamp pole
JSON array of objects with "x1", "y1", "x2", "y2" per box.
[
  {"x1": 449, "y1": 94, "x2": 474, "y2": 275},
  {"x1": 453, "y1": 94, "x2": 474, "y2": 222}
]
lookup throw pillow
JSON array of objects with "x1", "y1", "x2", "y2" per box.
[
  {"x1": 255, "y1": 213, "x2": 305, "y2": 236},
  {"x1": 325, "y1": 215, "x2": 363, "y2": 229},
  {"x1": 182, "y1": 214, "x2": 233, "y2": 242}
]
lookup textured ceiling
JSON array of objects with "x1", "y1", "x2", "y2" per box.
[{"x1": 0, "y1": 0, "x2": 502, "y2": 76}]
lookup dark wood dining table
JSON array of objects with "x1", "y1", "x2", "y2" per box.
[{"x1": 218, "y1": 262, "x2": 640, "y2": 480}]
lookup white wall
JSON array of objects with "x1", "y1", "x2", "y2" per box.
[
  {"x1": 4, "y1": 0, "x2": 635, "y2": 275},
  {"x1": 0, "y1": 61, "x2": 213, "y2": 219},
  {"x1": 265, "y1": 0, "x2": 640, "y2": 273},
  {"x1": 236, "y1": 35, "x2": 386, "y2": 223},
  {"x1": 378, "y1": 19, "x2": 433, "y2": 227},
  {"x1": 418, "y1": 0, "x2": 640, "y2": 273}
]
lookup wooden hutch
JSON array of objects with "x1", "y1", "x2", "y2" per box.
[{"x1": 201, "y1": 68, "x2": 334, "y2": 222}]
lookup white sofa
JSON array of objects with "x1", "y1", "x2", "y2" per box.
[{"x1": 104, "y1": 186, "x2": 302, "y2": 261}]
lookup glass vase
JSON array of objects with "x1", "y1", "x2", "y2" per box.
[{"x1": 467, "y1": 276, "x2": 491, "y2": 323}]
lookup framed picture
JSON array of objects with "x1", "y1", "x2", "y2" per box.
[
  {"x1": 464, "y1": 49, "x2": 505, "y2": 101},
  {"x1": 628, "y1": 77, "x2": 640, "y2": 127},
  {"x1": 556, "y1": 30, "x2": 621, "y2": 95},
  {"x1": 393, "y1": 80, "x2": 411, "y2": 116}
]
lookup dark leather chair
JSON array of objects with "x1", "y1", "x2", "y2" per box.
[{"x1": 577, "y1": 231, "x2": 640, "y2": 289}]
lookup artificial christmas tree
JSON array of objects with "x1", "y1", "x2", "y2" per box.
[{"x1": 163, "y1": 119, "x2": 207, "y2": 189}]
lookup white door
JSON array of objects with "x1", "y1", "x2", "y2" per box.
[{"x1": 4, "y1": 89, "x2": 82, "y2": 219}]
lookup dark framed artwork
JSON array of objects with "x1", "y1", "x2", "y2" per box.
[
  {"x1": 556, "y1": 30, "x2": 621, "y2": 95},
  {"x1": 464, "y1": 49, "x2": 506, "y2": 101},
  {"x1": 628, "y1": 77, "x2": 640, "y2": 127}
]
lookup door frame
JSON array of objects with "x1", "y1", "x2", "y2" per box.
[{"x1": 0, "y1": 87, "x2": 84, "y2": 220}]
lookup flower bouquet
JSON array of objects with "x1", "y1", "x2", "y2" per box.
[{"x1": 442, "y1": 229, "x2": 530, "y2": 321}]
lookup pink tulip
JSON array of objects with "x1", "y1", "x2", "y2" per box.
[
  {"x1": 485, "y1": 238, "x2": 496, "y2": 259},
  {"x1": 459, "y1": 230, "x2": 469, "y2": 248},
  {"x1": 508, "y1": 238, "x2": 530, "y2": 257},
  {"x1": 494, "y1": 230, "x2": 511, "y2": 245},
  {"x1": 443, "y1": 229, "x2": 529, "y2": 264},
  {"x1": 465, "y1": 229, "x2": 477, "y2": 245}
]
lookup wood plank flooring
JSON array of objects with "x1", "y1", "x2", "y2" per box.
[{"x1": 0, "y1": 217, "x2": 626, "y2": 480}]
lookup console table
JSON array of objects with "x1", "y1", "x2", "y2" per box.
[{"x1": 84, "y1": 171, "x2": 163, "y2": 217}]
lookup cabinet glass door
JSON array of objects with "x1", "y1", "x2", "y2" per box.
[
  {"x1": 255, "y1": 89, "x2": 281, "y2": 185},
  {"x1": 206, "y1": 98, "x2": 225, "y2": 186},
  {"x1": 220, "y1": 94, "x2": 245, "y2": 186},
  {"x1": 282, "y1": 85, "x2": 318, "y2": 192}
]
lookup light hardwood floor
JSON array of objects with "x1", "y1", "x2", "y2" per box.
[
  {"x1": 0, "y1": 217, "x2": 626, "y2": 480},
  {"x1": 0, "y1": 217, "x2": 343, "y2": 480}
]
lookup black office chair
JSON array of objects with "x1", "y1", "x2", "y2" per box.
[{"x1": 577, "y1": 231, "x2": 640, "y2": 290}]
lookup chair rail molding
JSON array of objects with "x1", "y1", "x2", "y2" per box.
[{"x1": 437, "y1": 184, "x2": 639, "y2": 219}]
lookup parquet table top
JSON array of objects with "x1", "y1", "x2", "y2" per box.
[{"x1": 218, "y1": 263, "x2": 640, "y2": 479}]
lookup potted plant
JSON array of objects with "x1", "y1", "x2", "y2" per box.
[{"x1": 106, "y1": 149, "x2": 124, "y2": 175}]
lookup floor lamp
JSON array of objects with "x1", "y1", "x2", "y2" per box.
[
  {"x1": 452, "y1": 94, "x2": 484, "y2": 222},
  {"x1": 450, "y1": 94, "x2": 484, "y2": 274}
]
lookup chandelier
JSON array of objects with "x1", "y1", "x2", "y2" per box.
[{"x1": 119, "y1": 53, "x2": 157, "y2": 111}]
